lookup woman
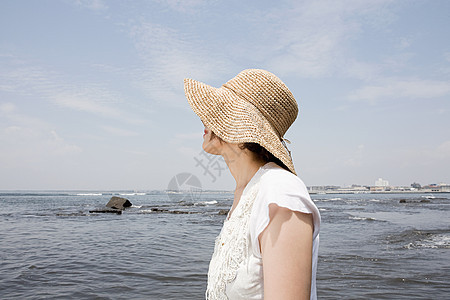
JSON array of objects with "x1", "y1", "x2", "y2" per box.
[{"x1": 184, "y1": 69, "x2": 320, "y2": 300}]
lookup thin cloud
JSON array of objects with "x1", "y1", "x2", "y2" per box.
[
  {"x1": 243, "y1": 0, "x2": 396, "y2": 78},
  {"x1": 128, "y1": 21, "x2": 232, "y2": 105},
  {"x1": 49, "y1": 130, "x2": 83, "y2": 155},
  {"x1": 445, "y1": 52, "x2": 450, "y2": 63},
  {"x1": 154, "y1": 0, "x2": 210, "y2": 13},
  {"x1": 124, "y1": 0, "x2": 398, "y2": 89},
  {"x1": 348, "y1": 78, "x2": 450, "y2": 102},
  {"x1": 397, "y1": 37, "x2": 412, "y2": 49},
  {"x1": 340, "y1": 60, "x2": 383, "y2": 81},
  {"x1": 101, "y1": 125, "x2": 139, "y2": 137},
  {"x1": 177, "y1": 146, "x2": 198, "y2": 158},
  {"x1": 344, "y1": 144, "x2": 365, "y2": 167},
  {"x1": 0, "y1": 102, "x2": 16, "y2": 114},
  {"x1": 174, "y1": 132, "x2": 201, "y2": 140},
  {"x1": 0, "y1": 107, "x2": 82, "y2": 163},
  {"x1": 0, "y1": 56, "x2": 144, "y2": 124},
  {"x1": 393, "y1": 140, "x2": 450, "y2": 169},
  {"x1": 50, "y1": 89, "x2": 125, "y2": 119},
  {"x1": 74, "y1": 0, "x2": 108, "y2": 11}
]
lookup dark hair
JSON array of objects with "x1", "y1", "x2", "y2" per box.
[
  {"x1": 239, "y1": 142, "x2": 290, "y2": 172},
  {"x1": 210, "y1": 131, "x2": 290, "y2": 173}
]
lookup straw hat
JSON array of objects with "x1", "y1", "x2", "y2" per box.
[{"x1": 184, "y1": 69, "x2": 298, "y2": 174}]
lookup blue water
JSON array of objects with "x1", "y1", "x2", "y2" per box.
[{"x1": 0, "y1": 191, "x2": 449, "y2": 299}]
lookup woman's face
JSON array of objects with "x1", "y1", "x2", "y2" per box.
[{"x1": 202, "y1": 125, "x2": 222, "y2": 155}]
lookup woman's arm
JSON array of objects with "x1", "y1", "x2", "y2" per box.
[{"x1": 260, "y1": 204, "x2": 314, "y2": 300}]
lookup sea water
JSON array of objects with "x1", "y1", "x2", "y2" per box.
[{"x1": 0, "y1": 191, "x2": 448, "y2": 299}]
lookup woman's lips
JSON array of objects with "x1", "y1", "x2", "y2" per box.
[{"x1": 203, "y1": 129, "x2": 207, "y2": 136}]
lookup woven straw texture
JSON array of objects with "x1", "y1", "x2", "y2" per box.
[{"x1": 184, "y1": 69, "x2": 298, "y2": 174}]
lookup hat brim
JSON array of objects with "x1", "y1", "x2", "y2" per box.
[{"x1": 184, "y1": 78, "x2": 296, "y2": 175}]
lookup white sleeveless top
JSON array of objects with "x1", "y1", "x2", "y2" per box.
[{"x1": 206, "y1": 162, "x2": 321, "y2": 300}]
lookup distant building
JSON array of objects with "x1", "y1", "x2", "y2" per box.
[
  {"x1": 421, "y1": 183, "x2": 450, "y2": 193},
  {"x1": 370, "y1": 186, "x2": 386, "y2": 192},
  {"x1": 307, "y1": 181, "x2": 449, "y2": 194},
  {"x1": 375, "y1": 178, "x2": 389, "y2": 187},
  {"x1": 411, "y1": 182, "x2": 421, "y2": 189}
]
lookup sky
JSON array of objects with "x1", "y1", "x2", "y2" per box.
[{"x1": 0, "y1": 0, "x2": 449, "y2": 191}]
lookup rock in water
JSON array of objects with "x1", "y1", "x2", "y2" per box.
[
  {"x1": 218, "y1": 209, "x2": 229, "y2": 215},
  {"x1": 89, "y1": 209, "x2": 122, "y2": 215},
  {"x1": 106, "y1": 196, "x2": 132, "y2": 210}
]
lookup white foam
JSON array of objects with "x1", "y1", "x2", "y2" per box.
[
  {"x1": 76, "y1": 193, "x2": 102, "y2": 196},
  {"x1": 203, "y1": 200, "x2": 217, "y2": 205},
  {"x1": 417, "y1": 234, "x2": 450, "y2": 249},
  {"x1": 314, "y1": 198, "x2": 340, "y2": 202},
  {"x1": 194, "y1": 200, "x2": 218, "y2": 206},
  {"x1": 349, "y1": 215, "x2": 376, "y2": 221},
  {"x1": 120, "y1": 193, "x2": 146, "y2": 196},
  {"x1": 349, "y1": 216, "x2": 366, "y2": 221}
]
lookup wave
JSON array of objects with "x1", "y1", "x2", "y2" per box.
[
  {"x1": 138, "y1": 209, "x2": 155, "y2": 214},
  {"x1": 313, "y1": 197, "x2": 343, "y2": 202},
  {"x1": 349, "y1": 215, "x2": 377, "y2": 221},
  {"x1": 386, "y1": 229, "x2": 450, "y2": 249},
  {"x1": 404, "y1": 232, "x2": 450, "y2": 249},
  {"x1": 119, "y1": 193, "x2": 146, "y2": 196},
  {"x1": 0, "y1": 192, "x2": 70, "y2": 197},
  {"x1": 194, "y1": 200, "x2": 218, "y2": 206},
  {"x1": 166, "y1": 191, "x2": 182, "y2": 194}
]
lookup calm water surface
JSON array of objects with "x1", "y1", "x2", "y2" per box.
[{"x1": 0, "y1": 191, "x2": 449, "y2": 299}]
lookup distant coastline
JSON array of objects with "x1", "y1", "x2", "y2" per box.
[
  {"x1": 1, "y1": 183, "x2": 450, "y2": 196},
  {"x1": 308, "y1": 190, "x2": 450, "y2": 195},
  {"x1": 308, "y1": 183, "x2": 450, "y2": 195}
]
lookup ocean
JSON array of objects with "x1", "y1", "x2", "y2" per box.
[{"x1": 0, "y1": 191, "x2": 449, "y2": 299}]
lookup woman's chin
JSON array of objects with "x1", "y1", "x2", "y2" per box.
[
  {"x1": 202, "y1": 146, "x2": 214, "y2": 155},
  {"x1": 202, "y1": 143, "x2": 219, "y2": 155}
]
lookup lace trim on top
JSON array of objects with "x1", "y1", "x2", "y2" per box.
[{"x1": 206, "y1": 180, "x2": 260, "y2": 300}]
